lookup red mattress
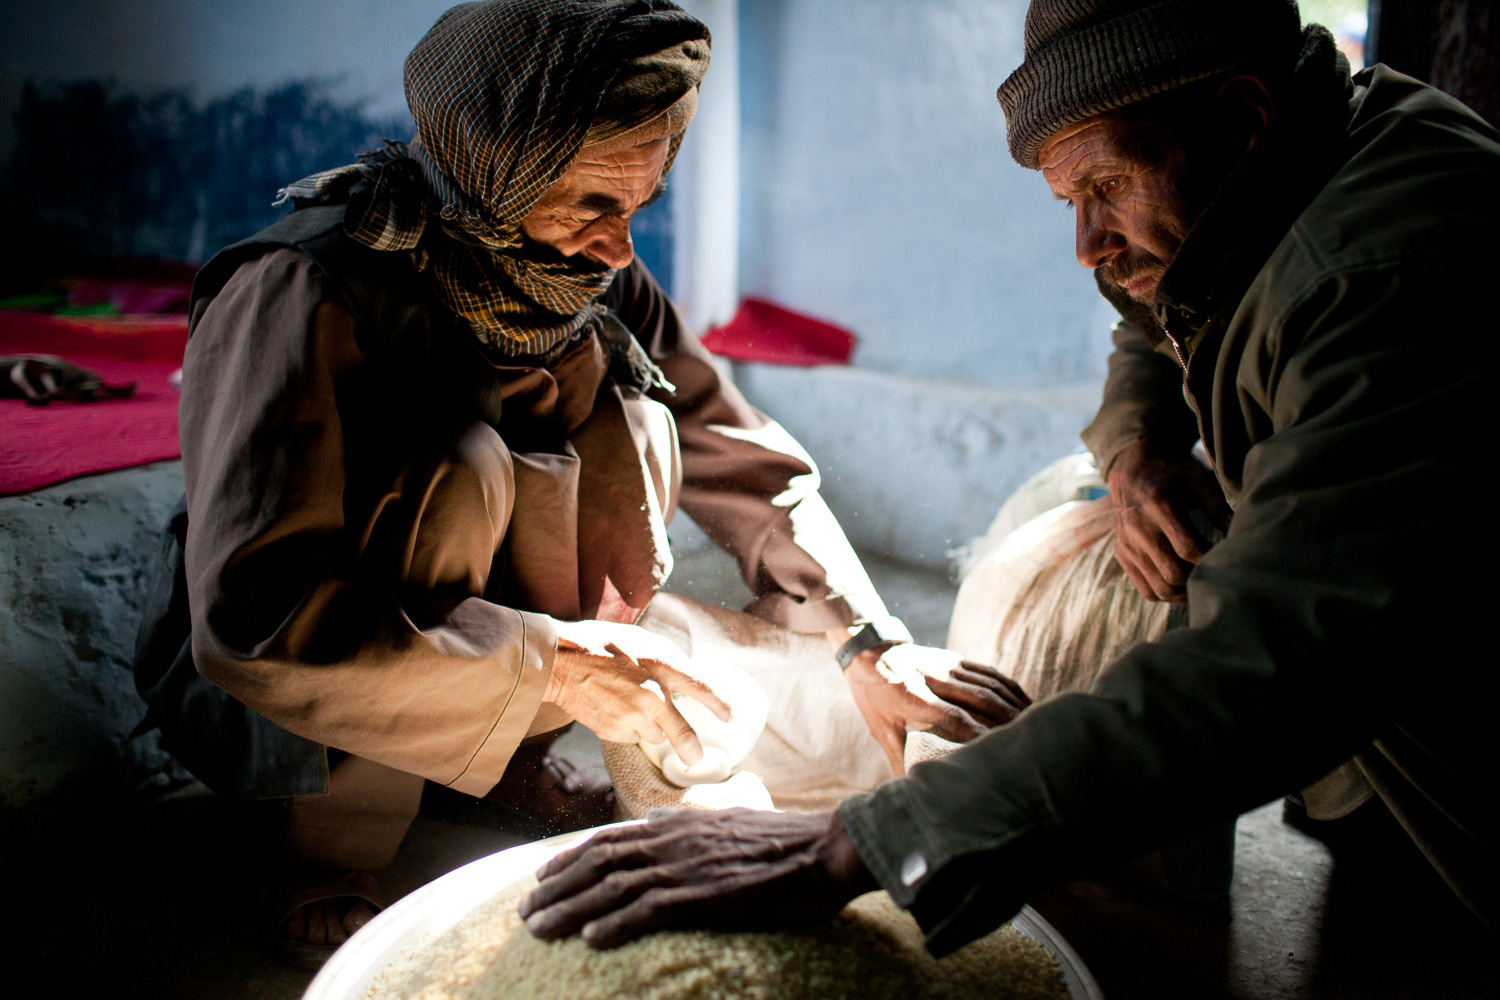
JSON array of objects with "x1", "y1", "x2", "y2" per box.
[{"x1": 1, "y1": 310, "x2": 188, "y2": 496}]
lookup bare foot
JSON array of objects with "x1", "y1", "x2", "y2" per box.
[{"x1": 282, "y1": 898, "x2": 377, "y2": 947}]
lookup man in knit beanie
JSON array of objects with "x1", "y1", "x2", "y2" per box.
[
  {"x1": 998, "y1": 0, "x2": 1307, "y2": 606},
  {"x1": 522, "y1": 0, "x2": 1500, "y2": 960}
]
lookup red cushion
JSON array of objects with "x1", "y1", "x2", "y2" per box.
[{"x1": 700, "y1": 297, "x2": 856, "y2": 366}]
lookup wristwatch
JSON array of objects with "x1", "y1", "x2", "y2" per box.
[{"x1": 835, "y1": 615, "x2": 913, "y2": 671}]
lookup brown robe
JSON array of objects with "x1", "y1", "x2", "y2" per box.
[{"x1": 177, "y1": 249, "x2": 884, "y2": 798}]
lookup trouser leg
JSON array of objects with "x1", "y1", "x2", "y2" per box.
[{"x1": 284, "y1": 753, "x2": 426, "y2": 871}]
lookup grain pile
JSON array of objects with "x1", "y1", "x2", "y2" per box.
[{"x1": 365, "y1": 876, "x2": 1068, "y2": 1000}]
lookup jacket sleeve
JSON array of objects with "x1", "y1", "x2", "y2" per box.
[
  {"x1": 180, "y1": 249, "x2": 555, "y2": 796},
  {"x1": 839, "y1": 261, "x2": 1491, "y2": 955},
  {"x1": 1079, "y1": 273, "x2": 1202, "y2": 478},
  {"x1": 610, "y1": 260, "x2": 887, "y2": 632}
]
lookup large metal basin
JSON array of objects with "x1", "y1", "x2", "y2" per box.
[{"x1": 305, "y1": 824, "x2": 1104, "y2": 1000}]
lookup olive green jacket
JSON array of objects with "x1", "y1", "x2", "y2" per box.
[{"x1": 842, "y1": 43, "x2": 1500, "y2": 953}]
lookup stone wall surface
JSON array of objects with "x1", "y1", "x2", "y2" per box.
[
  {"x1": 732, "y1": 362, "x2": 1100, "y2": 570},
  {"x1": 0, "y1": 461, "x2": 185, "y2": 835}
]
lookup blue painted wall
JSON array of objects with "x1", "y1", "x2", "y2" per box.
[
  {"x1": 5, "y1": 79, "x2": 409, "y2": 264},
  {"x1": 1, "y1": 0, "x2": 1104, "y2": 380},
  {"x1": 737, "y1": 0, "x2": 1112, "y2": 388}
]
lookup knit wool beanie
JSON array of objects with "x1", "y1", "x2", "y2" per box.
[{"x1": 997, "y1": 0, "x2": 1304, "y2": 168}]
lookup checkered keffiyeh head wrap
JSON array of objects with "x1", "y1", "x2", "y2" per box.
[{"x1": 276, "y1": 0, "x2": 710, "y2": 359}]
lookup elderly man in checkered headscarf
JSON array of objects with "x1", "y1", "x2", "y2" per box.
[{"x1": 133, "y1": 0, "x2": 1027, "y2": 964}]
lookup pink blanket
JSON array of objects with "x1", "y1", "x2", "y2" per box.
[{"x1": 1, "y1": 311, "x2": 188, "y2": 496}]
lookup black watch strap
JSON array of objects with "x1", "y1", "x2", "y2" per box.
[{"x1": 835, "y1": 616, "x2": 913, "y2": 671}]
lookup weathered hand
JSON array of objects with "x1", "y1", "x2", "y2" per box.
[
  {"x1": 548, "y1": 620, "x2": 730, "y2": 768},
  {"x1": 1107, "y1": 440, "x2": 1231, "y2": 604},
  {"x1": 520, "y1": 808, "x2": 875, "y2": 948},
  {"x1": 841, "y1": 640, "x2": 1031, "y2": 775}
]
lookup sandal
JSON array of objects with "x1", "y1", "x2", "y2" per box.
[{"x1": 263, "y1": 868, "x2": 384, "y2": 971}]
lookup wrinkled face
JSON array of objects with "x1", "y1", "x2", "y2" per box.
[
  {"x1": 1039, "y1": 115, "x2": 1193, "y2": 304},
  {"x1": 520, "y1": 137, "x2": 671, "y2": 270}
]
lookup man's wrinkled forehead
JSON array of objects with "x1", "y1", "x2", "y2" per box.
[
  {"x1": 1038, "y1": 115, "x2": 1132, "y2": 195},
  {"x1": 554, "y1": 138, "x2": 672, "y2": 217}
]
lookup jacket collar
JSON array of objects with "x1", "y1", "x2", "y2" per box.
[{"x1": 1153, "y1": 26, "x2": 1356, "y2": 352}]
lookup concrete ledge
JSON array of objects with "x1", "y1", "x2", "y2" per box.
[
  {"x1": 731, "y1": 362, "x2": 1100, "y2": 570},
  {"x1": 0, "y1": 461, "x2": 185, "y2": 835}
]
